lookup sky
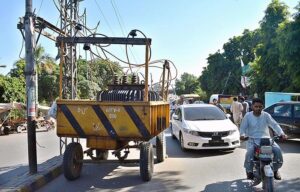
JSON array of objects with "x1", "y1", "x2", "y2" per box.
[{"x1": 0, "y1": 0, "x2": 299, "y2": 83}]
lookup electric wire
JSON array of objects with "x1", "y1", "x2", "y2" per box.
[
  {"x1": 111, "y1": 0, "x2": 139, "y2": 63},
  {"x1": 37, "y1": 0, "x2": 45, "y2": 16},
  {"x1": 51, "y1": 0, "x2": 177, "y2": 95}
]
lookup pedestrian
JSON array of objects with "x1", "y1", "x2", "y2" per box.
[
  {"x1": 240, "y1": 98, "x2": 288, "y2": 180},
  {"x1": 230, "y1": 97, "x2": 243, "y2": 127},
  {"x1": 212, "y1": 98, "x2": 226, "y2": 113},
  {"x1": 240, "y1": 96, "x2": 249, "y2": 117},
  {"x1": 170, "y1": 101, "x2": 177, "y2": 119}
]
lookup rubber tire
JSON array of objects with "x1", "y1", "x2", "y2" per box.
[
  {"x1": 156, "y1": 132, "x2": 166, "y2": 163},
  {"x1": 170, "y1": 124, "x2": 176, "y2": 139},
  {"x1": 260, "y1": 162, "x2": 274, "y2": 192},
  {"x1": 263, "y1": 176, "x2": 274, "y2": 192},
  {"x1": 3, "y1": 127, "x2": 9, "y2": 135},
  {"x1": 95, "y1": 149, "x2": 109, "y2": 160},
  {"x1": 17, "y1": 126, "x2": 23, "y2": 133},
  {"x1": 180, "y1": 133, "x2": 186, "y2": 151},
  {"x1": 140, "y1": 142, "x2": 154, "y2": 181},
  {"x1": 63, "y1": 142, "x2": 83, "y2": 181}
]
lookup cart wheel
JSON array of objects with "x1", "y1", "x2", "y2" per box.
[
  {"x1": 63, "y1": 142, "x2": 83, "y2": 180},
  {"x1": 96, "y1": 149, "x2": 109, "y2": 160},
  {"x1": 3, "y1": 127, "x2": 9, "y2": 135},
  {"x1": 156, "y1": 132, "x2": 166, "y2": 163},
  {"x1": 140, "y1": 142, "x2": 154, "y2": 181},
  {"x1": 17, "y1": 126, "x2": 23, "y2": 133}
]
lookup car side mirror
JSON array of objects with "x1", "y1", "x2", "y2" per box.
[
  {"x1": 173, "y1": 114, "x2": 179, "y2": 120},
  {"x1": 226, "y1": 114, "x2": 231, "y2": 118}
]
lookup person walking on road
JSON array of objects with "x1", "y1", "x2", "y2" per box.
[
  {"x1": 213, "y1": 98, "x2": 226, "y2": 113},
  {"x1": 240, "y1": 96, "x2": 249, "y2": 117},
  {"x1": 230, "y1": 97, "x2": 243, "y2": 127}
]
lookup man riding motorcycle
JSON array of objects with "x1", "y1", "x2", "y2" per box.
[{"x1": 240, "y1": 98, "x2": 288, "y2": 180}]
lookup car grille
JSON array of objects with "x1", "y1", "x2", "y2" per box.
[
  {"x1": 203, "y1": 143, "x2": 229, "y2": 147},
  {"x1": 198, "y1": 131, "x2": 230, "y2": 138}
]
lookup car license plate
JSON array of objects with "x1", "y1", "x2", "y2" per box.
[
  {"x1": 209, "y1": 136, "x2": 224, "y2": 144},
  {"x1": 212, "y1": 136, "x2": 221, "y2": 140}
]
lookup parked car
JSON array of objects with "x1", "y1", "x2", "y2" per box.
[
  {"x1": 264, "y1": 101, "x2": 300, "y2": 138},
  {"x1": 170, "y1": 104, "x2": 240, "y2": 150}
]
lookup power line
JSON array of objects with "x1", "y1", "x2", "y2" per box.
[
  {"x1": 93, "y1": 0, "x2": 116, "y2": 36},
  {"x1": 110, "y1": 0, "x2": 139, "y2": 64},
  {"x1": 37, "y1": 0, "x2": 44, "y2": 15},
  {"x1": 110, "y1": 0, "x2": 126, "y2": 36}
]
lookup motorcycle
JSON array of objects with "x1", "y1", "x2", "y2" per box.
[{"x1": 243, "y1": 136, "x2": 282, "y2": 192}]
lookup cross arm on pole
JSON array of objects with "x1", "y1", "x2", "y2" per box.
[{"x1": 56, "y1": 37, "x2": 152, "y2": 45}]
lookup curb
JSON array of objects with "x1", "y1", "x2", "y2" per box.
[
  {"x1": 18, "y1": 164, "x2": 62, "y2": 192},
  {"x1": 0, "y1": 156, "x2": 63, "y2": 192}
]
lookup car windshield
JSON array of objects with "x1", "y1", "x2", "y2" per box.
[{"x1": 183, "y1": 106, "x2": 226, "y2": 121}]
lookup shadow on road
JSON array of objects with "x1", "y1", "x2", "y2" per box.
[
  {"x1": 0, "y1": 164, "x2": 28, "y2": 185},
  {"x1": 201, "y1": 177, "x2": 300, "y2": 192},
  {"x1": 43, "y1": 163, "x2": 191, "y2": 192}
]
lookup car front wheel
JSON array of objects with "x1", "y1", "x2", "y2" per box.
[
  {"x1": 180, "y1": 133, "x2": 186, "y2": 151},
  {"x1": 170, "y1": 124, "x2": 176, "y2": 139}
]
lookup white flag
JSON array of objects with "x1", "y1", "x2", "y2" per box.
[
  {"x1": 241, "y1": 76, "x2": 250, "y2": 88},
  {"x1": 240, "y1": 58, "x2": 250, "y2": 88}
]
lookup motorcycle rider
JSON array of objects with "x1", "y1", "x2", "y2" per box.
[{"x1": 240, "y1": 98, "x2": 287, "y2": 180}]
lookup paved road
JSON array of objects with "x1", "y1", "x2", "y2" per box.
[
  {"x1": 31, "y1": 129, "x2": 300, "y2": 192},
  {"x1": 0, "y1": 130, "x2": 60, "y2": 171}
]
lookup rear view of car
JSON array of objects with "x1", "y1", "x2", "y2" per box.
[
  {"x1": 171, "y1": 104, "x2": 240, "y2": 150},
  {"x1": 264, "y1": 101, "x2": 300, "y2": 138}
]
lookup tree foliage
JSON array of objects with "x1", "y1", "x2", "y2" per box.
[
  {"x1": 175, "y1": 73, "x2": 205, "y2": 97},
  {"x1": 0, "y1": 59, "x2": 26, "y2": 102},
  {"x1": 199, "y1": 0, "x2": 300, "y2": 100},
  {"x1": 77, "y1": 58, "x2": 122, "y2": 99},
  {"x1": 0, "y1": 45, "x2": 123, "y2": 103}
]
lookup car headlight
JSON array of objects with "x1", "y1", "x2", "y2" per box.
[
  {"x1": 229, "y1": 129, "x2": 237, "y2": 135},
  {"x1": 183, "y1": 128, "x2": 198, "y2": 136},
  {"x1": 188, "y1": 130, "x2": 199, "y2": 136}
]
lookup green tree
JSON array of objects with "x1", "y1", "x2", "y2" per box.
[
  {"x1": 0, "y1": 59, "x2": 27, "y2": 102},
  {"x1": 251, "y1": 0, "x2": 289, "y2": 98},
  {"x1": 76, "y1": 58, "x2": 122, "y2": 99},
  {"x1": 175, "y1": 73, "x2": 202, "y2": 96},
  {"x1": 0, "y1": 76, "x2": 25, "y2": 102},
  {"x1": 276, "y1": 2, "x2": 300, "y2": 90},
  {"x1": 35, "y1": 45, "x2": 60, "y2": 104}
]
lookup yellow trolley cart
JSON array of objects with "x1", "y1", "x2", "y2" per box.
[{"x1": 56, "y1": 35, "x2": 171, "y2": 181}]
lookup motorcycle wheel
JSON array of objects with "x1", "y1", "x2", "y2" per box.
[
  {"x1": 261, "y1": 162, "x2": 274, "y2": 192},
  {"x1": 263, "y1": 176, "x2": 274, "y2": 192}
]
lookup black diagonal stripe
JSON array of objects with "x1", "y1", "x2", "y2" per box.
[
  {"x1": 92, "y1": 105, "x2": 118, "y2": 139},
  {"x1": 60, "y1": 105, "x2": 86, "y2": 138},
  {"x1": 124, "y1": 106, "x2": 151, "y2": 139}
]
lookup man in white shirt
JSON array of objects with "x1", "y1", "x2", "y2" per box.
[
  {"x1": 240, "y1": 98, "x2": 287, "y2": 180},
  {"x1": 240, "y1": 96, "x2": 249, "y2": 117},
  {"x1": 230, "y1": 97, "x2": 243, "y2": 127}
]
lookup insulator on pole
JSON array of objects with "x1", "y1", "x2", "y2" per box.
[
  {"x1": 131, "y1": 73, "x2": 138, "y2": 84},
  {"x1": 113, "y1": 73, "x2": 119, "y2": 85},
  {"x1": 122, "y1": 75, "x2": 128, "y2": 85}
]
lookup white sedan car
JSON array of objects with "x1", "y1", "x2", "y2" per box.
[{"x1": 171, "y1": 104, "x2": 240, "y2": 150}]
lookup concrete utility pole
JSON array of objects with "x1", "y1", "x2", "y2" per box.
[{"x1": 24, "y1": 0, "x2": 37, "y2": 174}]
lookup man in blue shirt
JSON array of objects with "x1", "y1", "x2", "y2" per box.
[{"x1": 240, "y1": 98, "x2": 287, "y2": 180}]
